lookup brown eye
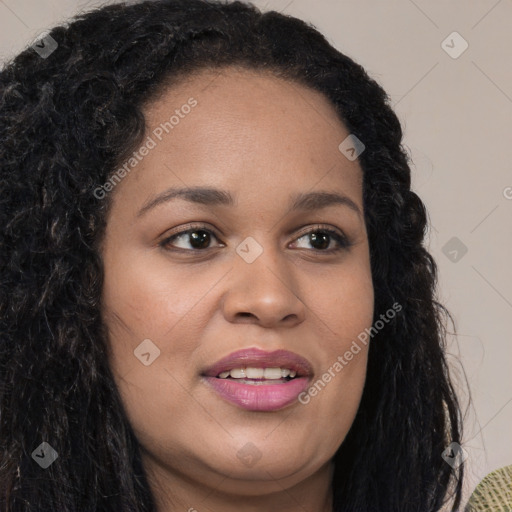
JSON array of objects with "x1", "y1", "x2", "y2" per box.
[
  {"x1": 160, "y1": 224, "x2": 351, "y2": 255},
  {"x1": 292, "y1": 227, "x2": 351, "y2": 253},
  {"x1": 161, "y1": 227, "x2": 220, "y2": 251}
]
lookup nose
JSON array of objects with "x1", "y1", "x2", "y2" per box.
[{"x1": 220, "y1": 240, "x2": 307, "y2": 328}]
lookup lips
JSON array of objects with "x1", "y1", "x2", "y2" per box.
[
  {"x1": 202, "y1": 348, "x2": 313, "y2": 378},
  {"x1": 201, "y1": 348, "x2": 313, "y2": 412}
]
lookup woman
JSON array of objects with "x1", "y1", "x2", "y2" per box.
[{"x1": 0, "y1": 0, "x2": 464, "y2": 510}]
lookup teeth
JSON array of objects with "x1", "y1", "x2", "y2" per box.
[
  {"x1": 217, "y1": 367, "x2": 298, "y2": 379},
  {"x1": 246, "y1": 367, "x2": 264, "y2": 378},
  {"x1": 232, "y1": 379, "x2": 287, "y2": 385},
  {"x1": 230, "y1": 368, "x2": 246, "y2": 378},
  {"x1": 263, "y1": 367, "x2": 282, "y2": 379}
]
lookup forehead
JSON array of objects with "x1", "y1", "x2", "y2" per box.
[
  {"x1": 143, "y1": 66, "x2": 350, "y2": 154},
  {"x1": 111, "y1": 66, "x2": 363, "y2": 212}
]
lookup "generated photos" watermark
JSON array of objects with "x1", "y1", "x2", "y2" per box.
[{"x1": 298, "y1": 302, "x2": 402, "y2": 405}]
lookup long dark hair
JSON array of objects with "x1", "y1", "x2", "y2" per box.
[{"x1": 0, "y1": 0, "x2": 464, "y2": 510}]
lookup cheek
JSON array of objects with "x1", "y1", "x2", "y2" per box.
[
  {"x1": 308, "y1": 253, "x2": 374, "y2": 341},
  {"x1": 101, "y1": 249, "x2": 221, "y2": 350},
  {"x1": 298, "y1": 258, "x2": 373, "y2": 436}
]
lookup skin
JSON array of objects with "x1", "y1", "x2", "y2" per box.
[{"x1": 100, "y1": 67, "x2": 374, "y2": 512}]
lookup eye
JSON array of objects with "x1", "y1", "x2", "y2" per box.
[
  {"x1": 291, "y1": 225, "x2": 351, "y2": 253},
  {"x1": 159, "y1": 223, "x2": 351, "y2": 254},
  {"x1": 160, "y1": 224, "x2": 223, "y2": 252}
]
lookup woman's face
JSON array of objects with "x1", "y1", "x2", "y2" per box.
[{"x1": 100, "y1": 67, "x2": 374, "y2": 503}]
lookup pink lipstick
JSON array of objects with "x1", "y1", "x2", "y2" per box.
[{"x1": 201, "y1": 348, "x2": 313, "y2": 411}]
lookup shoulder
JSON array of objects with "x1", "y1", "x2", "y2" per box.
[{"x1": 465, "y1": 464, "x2": 512, "y2": 511}]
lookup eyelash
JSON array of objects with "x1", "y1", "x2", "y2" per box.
[{"x1": 159, "y1": 223, "x2": 352, "y2": 255}]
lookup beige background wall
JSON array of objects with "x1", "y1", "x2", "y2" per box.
[{"x1": 1, "y1": 0, "x2": 511, "y2": 507}]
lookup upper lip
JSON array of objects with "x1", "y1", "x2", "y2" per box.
[{"x1": 202, "y1": 348, "x2": 314, "y2": 378}]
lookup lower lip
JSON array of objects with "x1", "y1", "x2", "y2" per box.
[{"x1": 203, "y1": 376, "x2": 310, "y2": 411}]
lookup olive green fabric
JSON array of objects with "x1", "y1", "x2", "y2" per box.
[{"x1": 465, "y1": 464, "x2": 512, "y2": 512}]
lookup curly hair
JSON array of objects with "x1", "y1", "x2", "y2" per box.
[{"x1": 0, "y1": 0, "x2": 464, "y2": 510}]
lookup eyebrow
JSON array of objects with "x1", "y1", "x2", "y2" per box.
[{"x1": 136, "y1": 186, "x2": 362, "y2": 218}]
